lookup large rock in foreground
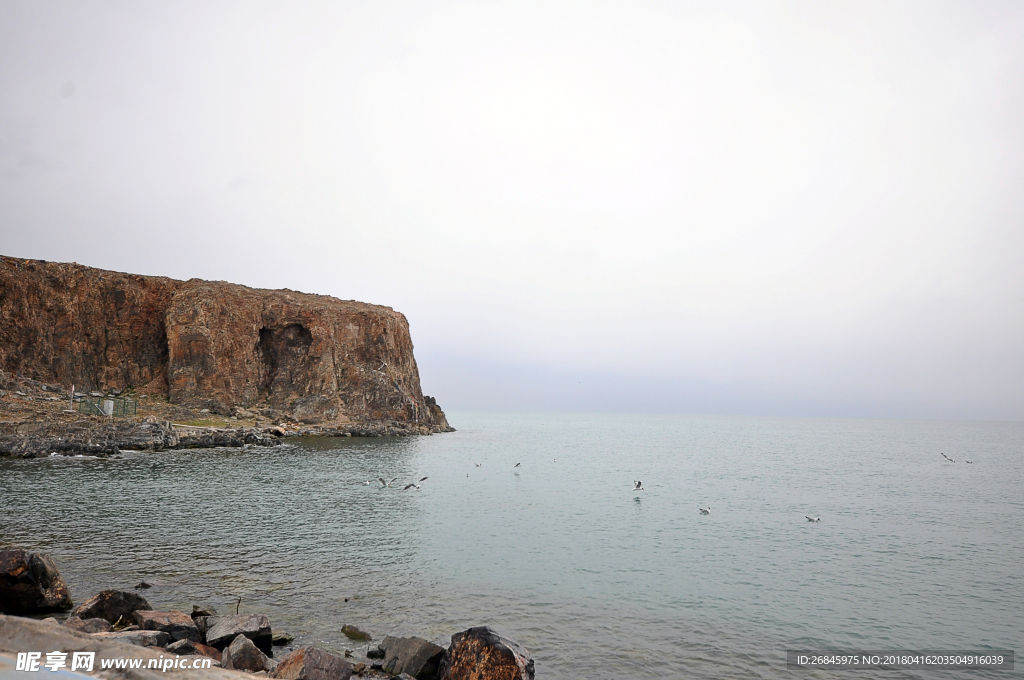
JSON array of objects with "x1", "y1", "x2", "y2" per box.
[
  {"x1": 0, "y1": 550, "x2": 73, "y2": 615},
  {"x1": 437, "y1": 627, "x2": 534, "y2": 680},
  {"x1": 69, "y1": 589, "x2": 151, "y2": 624},
  {"x1": 270, "y1": 647, "x2": 352, "y2": 680},
  {"x1": 380, "y1": 635, "x2": 445, "y2": 679}
]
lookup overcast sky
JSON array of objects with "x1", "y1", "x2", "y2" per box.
[{"x1": 2, "y1": 1, "x2": 1022, "y2": 420}]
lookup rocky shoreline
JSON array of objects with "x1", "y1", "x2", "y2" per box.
[
  {"x1": 0, "y1": 369, "x2": 452, "y2": 460},
  {"x1": 1, "y1": 550, "x2": 534, "y2": 680}
]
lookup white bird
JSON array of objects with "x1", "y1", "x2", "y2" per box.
[
  {"x1": 378, "y1": 477, "x2": 398, "y2": 488},
  {"x1": 699, "y1": 506, "x2": 710, "y2": 515},
  {"x1": 806, "y1": 516, "x2": 820, "y2": 522},
  {"x1": 633, "y1": 480, "x2": 645, "y2": 491},
  {"x1": 403, "y1": 476, "x2": 429, "y2": 490}
]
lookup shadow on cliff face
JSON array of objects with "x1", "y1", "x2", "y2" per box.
[{"x1": 257, "y1": 324, "x2": 321, "y2": 416}]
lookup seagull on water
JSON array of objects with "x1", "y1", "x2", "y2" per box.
[
  {"x1": 633, "y1": 480, "x2": 645, "y2": 491},
  {"x1": 403, "y1": 476, "x2": 429, "y2": 490},
  {"x1": 806, "y1": 515, "x2": 820, "y2": 522},
  {"x1": 475, "y1": 463, "x2": 482, "y2": 467},
  {"x1": 699, "y1": 506, "x2": 710, "y2": 515},
  {"x1": 965, "y1": 460, "x2": 973, "y2": 464},
  {"x1": 378, "y1": 477, "x2": 398, "y2": 488}
]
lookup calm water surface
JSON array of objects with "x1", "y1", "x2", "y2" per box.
[{"x1": 2, "y1": 412, "x2": 1022, "y2": 679}]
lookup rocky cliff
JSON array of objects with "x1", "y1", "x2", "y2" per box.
[{"x1": 0, "y1": 256, "x2": 451, "y2": 432}]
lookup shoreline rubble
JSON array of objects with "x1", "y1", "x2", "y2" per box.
[{"x1": 1, "y1": 550, "x2": 535, "y2": 680}]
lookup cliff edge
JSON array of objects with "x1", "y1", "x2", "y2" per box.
[{"x1": 0, "y1": 256, "x2": 452, "y2": 433}]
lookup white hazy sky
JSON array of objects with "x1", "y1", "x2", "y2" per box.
[{"x1": 2, "y1": 1, "x2": 1023, "y2": 420}]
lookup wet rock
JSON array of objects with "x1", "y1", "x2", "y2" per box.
[
  {"x1": 166, "y1": 638, "x2": 223, "y2": 661},
  {"x1": 191, "y1": 603, "x2": 218, "y2": 619},
  {"x1": 366, "y1": 646, "x2": 385, "y2": 659},
  {"x1": 437, "y1": 627, "x2": 534, "y2": 680},
  {"x1": 0, "y1": 550, "x2": 73, "y2": 615},
  {"x1": 222, "y1": 633, "x2": 274, "y2": 672},
  {"x1": 69, "y1": 589, "x2": 151, "y2": 624},
  {"x1": 272, "y1": 631, "x2": 295, "y2": 646},
  {"x1": 341, "y1": 623, "x2": 371, "y2": 641},
  {"x1": 380, "y1": 636, "x2": 445, "y2": 680},
  {"x1": 62, "y1": 616, "x2": 112, "y2": 634},
  {"x1": 134, "y1": 609, "x2": 201, "y2": 642},
  {"x1": 204, "y1": 613, "x2": 273, "y2": 655},
  {"x1": 92, "y1": 629, "x2": 170, "y2": 647},
  {"x1": 270, "y1": 646, "x2": 352, "y2": 680},
  {"x1": 134, "y1": 581, "x2": 152, "y2": 589}
]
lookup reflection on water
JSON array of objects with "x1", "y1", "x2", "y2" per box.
[{"x1": 2, "y1": 413, "x2": 1022, "y2": 680}]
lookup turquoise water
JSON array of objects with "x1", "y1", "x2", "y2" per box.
[{"x1": 1, "y1": 412, "x2": 1021, "y2": 678}]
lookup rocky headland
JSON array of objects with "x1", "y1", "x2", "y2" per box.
[{"x1": 0, "y1": 256, "x2": 453, "y2": 458}]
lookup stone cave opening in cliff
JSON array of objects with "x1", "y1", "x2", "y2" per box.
[{"x1": 256, "y1": 323, "x2": 313, "y2": 400}]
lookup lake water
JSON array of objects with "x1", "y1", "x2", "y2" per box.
[{"x1": 1, "y1": 412, "x2": 1021, "y2": 679}]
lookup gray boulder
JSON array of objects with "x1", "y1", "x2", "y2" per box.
[
  {"x1": 134, "y1": 610, "x2": 201, "y2": 642},
  {"x1": 270, "y1": 646, "x2": 352, "y2": 680},
  {"x1": 437, "y1": 627, "x2": 534, "y2": 680},
  {"x1": 204, "y1": 614, "x2": 273, "y2": 655},
  {"x1": 380, "y1": 636, "x2": 445, "y2": 680},
  {"x1": 70, "y1": 589, "x2": 151, "y2": 624},
  {"x1": 0, "y1": 550, "x2": 73, "y2": 615},
  {"x1": 222, "y1": 633, "x2": 274, "y2": 673}
]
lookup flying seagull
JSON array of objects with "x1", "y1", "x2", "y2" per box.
[
  {"x1": 475, "y1": 463, "x2": 482, "y2": 467},
  {"x1": 806, "y1": 516, "x2": 820, "y2": 522},
  {"x1": 403, "y1": 476, "x2": 429, "y2": 490},
  {"x1": 378, "y1": 477, "x2": 398, "y2": 488},
  {"x1": 699, "y1": 506, "x2": 710, "y2": 515},
  {"x1": 514, "y1": 462, "x2": 521, "y2": 468},
  {"x1": 633, "y1": 480, "x2": 645, "y2": 491},
  {"x1": 940, "y1": 452, "x2": 955, "y2": 462}
]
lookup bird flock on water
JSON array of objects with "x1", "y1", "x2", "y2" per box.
[{"x1": 362, "y1": 451, "x2": 974, "y2": 524}]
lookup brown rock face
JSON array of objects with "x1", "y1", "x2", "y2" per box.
[
  {"x1": 0, "y1": 256, "x2": 452, "y2": 430},
  {"x1": 0, "y1": 550, "x2": 73, "y2": 615},
  {"x1": 437, "y1": 627, "x2": 535, "y2": 680}
]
